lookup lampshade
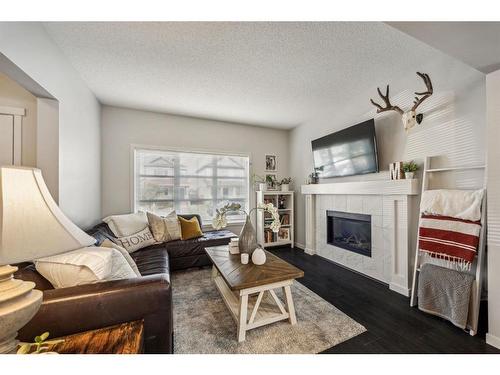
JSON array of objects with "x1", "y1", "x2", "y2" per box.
[{"x1": 0, "y1": 166, "x2": 96, "y2": 265}]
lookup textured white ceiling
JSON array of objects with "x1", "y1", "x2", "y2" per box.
[
  {"x1": 43, "y1": 22, "x2": 449, "y2": 129},
  {"x1": 388, "y1": 22, "x2": 500, "y2": 74}
]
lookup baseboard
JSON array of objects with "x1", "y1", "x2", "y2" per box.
[
  {"x1": 486, "y1": 333, "x2": 500, "y2": 349},
  {"x1": 294, "y1": 242, "x2": 306, "y2": 250},
  {"x1": 389, "y1": 282, "x2": 411, "y2": 297},
  {"x1": 304, "y1": 248, "x2": 315, "y2": 255}
]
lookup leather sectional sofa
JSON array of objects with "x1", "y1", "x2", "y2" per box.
[{"x1": 15, "y1": 214, "x2": 236, "y2": 353}]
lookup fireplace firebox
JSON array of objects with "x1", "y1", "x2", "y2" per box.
[{"x1": 327, "y1": 211, "x2": 371, "y2": 257}]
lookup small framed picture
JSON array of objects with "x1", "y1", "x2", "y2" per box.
[
  {"x1": 265, "y1": 173, "x2": 278, "y2": 190},
  {"x1": 278, "y1": 227, "x2": 290, "y2": 241},
  {"x1": 265, "y1": 154, "x2": 277, "y2": 171}
]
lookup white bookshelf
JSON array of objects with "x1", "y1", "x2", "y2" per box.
[{"x1": 256, "y1": 190, "x2": 294, "y2": 248}]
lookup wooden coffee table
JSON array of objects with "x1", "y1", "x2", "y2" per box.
[{"x1": 205, "y1": 246, "x2": 304, "y2": 342}]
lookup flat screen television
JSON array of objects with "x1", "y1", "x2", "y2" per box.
[{"x1": 312, "y1": 119, "x2": 378, "y2": 178}]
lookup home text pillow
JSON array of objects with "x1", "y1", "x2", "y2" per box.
[
  {"x1": 35, "y1": 247, "x2": 137, "y2": 289},
  {"x1": 100, "y1": 239, "x2": 141, "y2": 276},
  {"x1": 147, "y1": 211, "x2": 182, "y2": 243},
  {"x1": 103, "y1": 212, "x2": 149, "y2": 237},
  {"x1": 114, "y1": 226, "x2": 156, "y2": 253},
  {"x1": 179, "y1": 216, "x2": 203, "y2": 240}
]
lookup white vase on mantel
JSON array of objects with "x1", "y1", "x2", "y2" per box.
[
  {"x1": 405, "y1": 172, "x2": 415, "y2": 179},
  {"x1": 281, "y1": 184, "x2": 289, "y2": 192}
]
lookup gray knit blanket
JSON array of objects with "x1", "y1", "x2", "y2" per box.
[{"x1": 417, "y1": 263, "x2": 474, "y2": 329}]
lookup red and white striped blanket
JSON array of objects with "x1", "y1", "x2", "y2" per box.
[{"x1": 418, "y1": 214, "x2": 481, "y2": 266}]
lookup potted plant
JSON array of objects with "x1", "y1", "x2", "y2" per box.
[
  {"x1": 279, "y1": 177, "x2": 292, "y2": 191},
  {"x1": 402, "y1": 161, "x2": 419, "y2": 179},
  {"x1": 212, "y1": 202, "x2": 280, "y2": 254},
  {"x1": 252, "y1": 174, "x2": 266, "y2": 192}
]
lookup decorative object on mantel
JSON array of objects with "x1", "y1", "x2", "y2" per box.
[
  {"x1": 402, "y1": 161, "x2": 419, "y2": 179},
  {"x1": 0, "y1": 167, "x2": 96, "y2": 354},
  {"x1": 279, "y1": 177, "x2": 292, "y2": 191},
  {"x1": 265, "y1": 154, "x2": 277, "y2": 171},
  {"x1": 308, "y1": 171, "x2": 319, "y2": 184},
  {"x1": 389, "y1": 161, "x2": 404, "y2": 180},
  {"x1": 252, "y1": 173, "x2": 267, "y2": 192},
  {"x1": 212, "y1": 202, "x2": 281, "y2": 254},
  {"x1": 240, "y1": 253, "x2": 249, "y2": 264},
  {"x1": 370, "y1": 72, "x2": 433, "y2": 131},
  {"x1": 251, "y1": 247, "x2": 267, "y2": 265}
]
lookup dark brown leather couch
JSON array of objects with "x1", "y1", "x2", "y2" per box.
[{"x1": 15, "y1": 214, "x2": 236, "y2": 354}]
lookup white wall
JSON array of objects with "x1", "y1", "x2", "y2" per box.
[
  {"x1": 486, "y1": 69, "x2": 500, "y2": 349},
  {"x1": 0, "y1": 23, "x2": 101, "y2": 228},
  {"x1": 290, "y1": 55, "x2": 486, "y2": 248},
  {"x1": 101, "y1": 105, "x2": 289, "y2": 232},
  {"x1": 0, "y1": 72, "x2": 37, "y2": 167},
  {"x1": 36, "y1": 98, "x2": 59, "y2": 202}
]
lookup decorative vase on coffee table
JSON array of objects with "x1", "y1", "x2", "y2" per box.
[{"x1": 239, "y1": 216, "x2": 257, "y2": 254}]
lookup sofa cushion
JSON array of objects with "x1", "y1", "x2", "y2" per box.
[
  {"x1": 103, "y1": 212, "x2": 149, "y2": 237},
  {"x1": 165, "y1": 229, "x2": 236, "y2": 259},
  {"x1": 131, "y1": 245, "x2": 170, "y2": 279},
  {"x1": 179, "y1": 216, "x2": 203, "y2": 240}
]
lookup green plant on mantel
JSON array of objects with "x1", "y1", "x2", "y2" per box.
[
  {"x1": 17, "y1": 332, "x2": 64, "y2": 354},
  {"x1": 402, "y1": 161, "x2": 419, "y2": 173}
]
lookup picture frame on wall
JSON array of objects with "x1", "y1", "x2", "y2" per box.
[
  {"x1": 265, "y1": 173, "x2": 278, "y2": 190},
  {"x1": 265, "y1": 154, "x2": 277, "y2": 171}
]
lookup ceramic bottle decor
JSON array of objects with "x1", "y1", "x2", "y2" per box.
[
  {"x1": 239, "y1": 215, "x2": 257, "y2": 254},
  {"x1": 251, "y1": 247, "x2": 266, "y2": 265}
]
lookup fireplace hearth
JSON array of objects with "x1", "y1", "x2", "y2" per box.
[{"x1": 327, "y1": 210, "x2": 371, "y2": 257}]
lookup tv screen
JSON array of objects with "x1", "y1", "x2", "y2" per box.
[{"x1": 312, "y1": 119, "x2": 378, "y2": 178}]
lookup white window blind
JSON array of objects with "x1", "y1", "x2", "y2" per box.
[{"x1": 134, "y1": 148, "x2": 249, "y2": 224}]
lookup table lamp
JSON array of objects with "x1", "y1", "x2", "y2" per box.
[{"x1": 0, "y1": 166, "x2": 96, "y2": 353}]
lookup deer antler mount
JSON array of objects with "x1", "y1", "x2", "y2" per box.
[{"x1": 370, "y1": 72, "x2": 433, "y2": 131}]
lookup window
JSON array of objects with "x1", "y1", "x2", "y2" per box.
[{"x1": 134, "y1": 148, "x2": 249, "y2": 224}]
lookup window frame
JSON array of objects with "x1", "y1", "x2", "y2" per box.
[{"x1": 130, "y1": 144, "x2": 252, "y2": 227}]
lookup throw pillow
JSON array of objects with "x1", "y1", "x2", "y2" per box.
[
  {"x1": 35, "y1": 247, "x2": 137, "y2": 289},
  {"x1": 179, "y1": 216, "x2": 203, "y2": 240},
  {"x1": 103, "y1": 212, "x2": 149, "y2": 237},
  {"x1": 100, "y1": 239, "x2": 141, "y2": 276},
  {"x1": 147, "y1": 211, "x2": 182, "y2": 243},
  {"x1": 114, "y1": 226, "x2": 156, "y2": 253}
]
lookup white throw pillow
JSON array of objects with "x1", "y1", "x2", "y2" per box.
[
  {"x1": 103, "y1": 212, "x2": 149, "y2": 237},
  {"x1": 100, "y1": 239, "x2": 141, "y2": 276},
  {"x1": 114, "y1": 226, "x2": 156, "y2": 253},
  {"x1": 147, "y1": 210, "x2": 182, "y2": 243},
  {"x1": 35, "y1": 247, "x2": 138, "y2": 289}
]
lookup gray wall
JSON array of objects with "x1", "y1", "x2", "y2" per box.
[
  {"x1": 101, "y1": 105, "x2": 290, "y2": 232},
  {"x1": 290, "y1": 51, "x2": 486, "y2": 248},
  {"x1": 0, "y1": 22, "x2": 101, "y2": 228}
]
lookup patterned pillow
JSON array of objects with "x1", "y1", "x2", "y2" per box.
[
  {"x1": 147, "y1": 211, "x2": 182, "y2": 243},
  {"x1": 114, "y1": 226, "x2": 156, "y2": 253}
]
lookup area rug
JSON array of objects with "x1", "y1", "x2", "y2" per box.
[{"x1": 172, "y1": 268, "x2": 366, "y2": 354}]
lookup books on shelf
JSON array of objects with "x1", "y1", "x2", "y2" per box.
[{"x1": 264, "y1": 229, "x2": 276, "y2": 243}]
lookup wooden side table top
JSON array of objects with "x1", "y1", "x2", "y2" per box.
[
  {"x1": 205, "y1": 245, "x2": 304, "y2": 290},
  {"x1": 46, "y1": 320, "x2": 144, "y2": 354}
]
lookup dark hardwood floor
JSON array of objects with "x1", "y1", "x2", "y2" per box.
[{"x1": 269, "y1": 246, "x2": 499, "y2": 354}]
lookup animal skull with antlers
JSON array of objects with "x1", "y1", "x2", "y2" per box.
[{"x1": 370, "y1": 72, "x2": 433, "y2": 131}]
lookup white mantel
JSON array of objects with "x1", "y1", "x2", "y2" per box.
[
  {"x1": 301, "y1": 179, "x2": 420, "y2": 296},
  {"x1": 301, "y1": 178, "x2": 420, "y2": 196}
]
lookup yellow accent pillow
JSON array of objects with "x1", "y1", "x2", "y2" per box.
[{"x1": 179, "y1": 216, "x2": 203, "y2": 240}]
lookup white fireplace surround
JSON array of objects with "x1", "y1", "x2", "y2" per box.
[{"x1": 301, "y1": 179, "x2": 420, "y2": 296}]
